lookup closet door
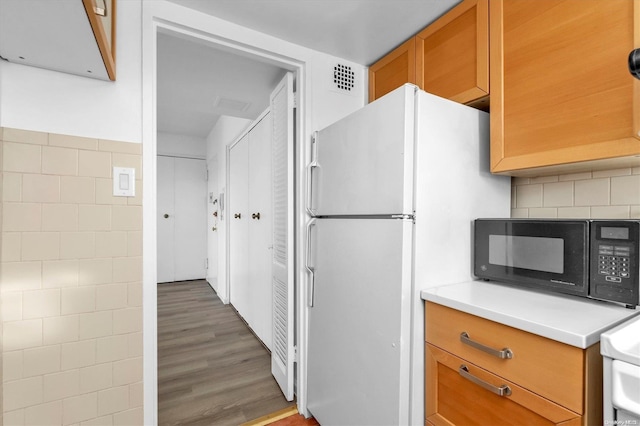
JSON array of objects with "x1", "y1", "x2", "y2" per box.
[
  {"x1": 270, "y1": 72, "x2": 295, "y2": 401},
  {"x1": 229, "y1": 136, "x2": 251, "y2": 321},
  {"x1": 173, "y1": 157, "x2": 208, "y2": 280},
  {"x1": 157, "y1": 156, "x2": 207, "y2": 283},
  {"x1": 248, "y1": 113, "x2": 273, "y2": 349}
]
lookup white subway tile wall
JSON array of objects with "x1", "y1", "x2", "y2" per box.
[
  {"x1": 1, "y1": 128, "x2": 142, "y2": 425},
  {"x1": 512, "y1": 167, "x2": 640, "y2": 219}
]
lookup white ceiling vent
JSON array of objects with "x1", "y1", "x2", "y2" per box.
[
  {"x1": 213, "y1": 96, "x2": 251, "y2": 112},
  {"x1": 332, "y1": 63, "x2": 356, "y2": 94}
]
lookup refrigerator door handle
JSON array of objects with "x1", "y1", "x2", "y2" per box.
[
  {"x1": 305, "y1": 219, "x2": 316, "y2": 307},
  {"x1": 306, "y1": 132, "x2": 319, "y2": 216},
  {"x1": 306, "y1": 162, "x2": 319, "y2": 216}
]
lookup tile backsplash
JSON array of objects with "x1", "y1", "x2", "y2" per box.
[
  {"x1": 511, "y1": 167, "x2": 640, "y2": 219},
  {"x1": 0, "y1": 127, "x2": 143, "y2": 425}
]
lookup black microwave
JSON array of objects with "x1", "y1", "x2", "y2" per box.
[{"x1": 474, "y1": 219, "x2": 639, "y2": 308}]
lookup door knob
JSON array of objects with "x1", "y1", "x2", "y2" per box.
[
  {"x1": 234, "y1": 213, "x2": 241, "y2": 219},
  {"x1": 252, "y1": 212, "x2": 261, "y2": 220},
  {"x1": 163, "y1": 214, "x2": 169, "y2": 218}
]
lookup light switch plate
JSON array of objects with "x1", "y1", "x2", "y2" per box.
[{"x1": 113, "y1": 167, "x2": 135, "y2": 197}]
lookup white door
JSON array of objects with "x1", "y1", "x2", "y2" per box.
[
  {"x1": 157, "y1": 156, "x2": 208, "y2": 283},
  {"x1": 270, "y1": 72, "x2": 295, "y2": 400},
  {"x1": 229, "y1": 136, "x2": 250, "y2": 318},
  {"x1": 248, "y1": 113, "x2": 273, "y2": 349}
]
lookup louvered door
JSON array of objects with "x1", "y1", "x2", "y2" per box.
[{"x1": 270, "y1": 72, "x2": 295, "y2": 400}]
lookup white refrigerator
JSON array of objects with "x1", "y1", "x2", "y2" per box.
[{"x1": 305, "y1": 84, "x2": 511, "y2": 425}]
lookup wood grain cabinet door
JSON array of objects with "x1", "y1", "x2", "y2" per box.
[
  {"x1": 490, "y1": 0, "x2": 640, "y2": 175},
  {"x1": 416, "y1": 0, "x2": 489, "y2": 109},
  {"x1": 425, "y1": 344, "x2": 582, "y2": 426},
  {"x1": 368, "y1": 37, "x2": 417, "y2": 102}
]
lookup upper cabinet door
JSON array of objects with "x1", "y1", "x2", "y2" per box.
[
  {"x1": 416, "y1": 0, "x2": 489, "y2": 109},
  {"x1": 490, "y1": 0, "x2": 640, "y2": 175},
  {"x1": 368, "y1": 38, "x2": 417, "y2": 102}
]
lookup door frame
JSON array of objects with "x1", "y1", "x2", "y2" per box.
[{"x1": 142, "y1": 4, "x2": 307, "y2": 424}]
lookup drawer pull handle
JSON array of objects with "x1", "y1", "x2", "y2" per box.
[
  {"x1": 459, "y1": 365, "x2": 512, "y2": 397},
  {"x1": 460, "y1": 332, "x2": 513, "y2": 359}
]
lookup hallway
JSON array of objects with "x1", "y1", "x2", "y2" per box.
[{"x1": 158, "y1": 280, "x2": 292, "y2": 425}]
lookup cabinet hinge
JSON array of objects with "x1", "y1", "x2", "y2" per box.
[
  {"x1": 205, "y1": 258, "x2": 209, "y2": 269},
  {"x1": 293, "y1": 91, "x2": 298, "y2": 109}
]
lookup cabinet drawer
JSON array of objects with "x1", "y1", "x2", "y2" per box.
[
  {"x1": 425, "y1": 302, "x2": 584, "y2": 413},
  {"x1": 426, "y1": 344, "x2": 581, "y2": 426}
]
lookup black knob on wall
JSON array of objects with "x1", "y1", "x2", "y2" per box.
[{"x1": 630, "y1": 48, "x2": 640, "y2": 80}]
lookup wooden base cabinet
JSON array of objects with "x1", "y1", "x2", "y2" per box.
[
  {"x1": 425, "y1": 302, "x2": 603, "y2": 426},
  {"x1": 490, "y1": 0, "x2": 640, "y2": 175}
]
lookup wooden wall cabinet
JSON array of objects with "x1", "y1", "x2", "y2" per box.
[
  {"x1": 490, "y1": 0, "x2": 640, "y2": 175},
  {"x1": 425, "y1": 302, "x2": 602, "y2": 426},
  {"x1": 368, "y1": 38, "x2": 417, "y2": 102},
  {"x1": 0, "y1": 0, "x2": 116, "y2": 81},
  {"x1": 370, "y1": 0, "x2": 639, "y2": 176},
  {"x1": 83, "y1": 0, "x2": 117, "y2": 81},
  {"x1": 416, "y1": 0, "x2": 489, "y2": 109},
  {"x1": 368, "y1": 0, "x2": 489, "y2": 108}
]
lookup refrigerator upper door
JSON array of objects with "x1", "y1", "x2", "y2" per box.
[
  {"x1": 306, "y1": 217, "x2": 413, "y2": 425},
  {"x1": 309, "y1": 84, "x2": 416, "y2": 216}
]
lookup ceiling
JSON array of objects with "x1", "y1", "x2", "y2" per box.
[
  {"x1": 158, "y1": 0, "x2": 461, "y2": 139},
  {"x1": 157, "y1": 32, "x2": 286, "y2": 138}
]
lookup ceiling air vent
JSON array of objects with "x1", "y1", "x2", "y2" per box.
[
  {"x1": 333, "y1": 63, "x2": 356, "y2": 93},
  {"x1": 213, "y1": 96, "x2": 250, "y2": 112}
]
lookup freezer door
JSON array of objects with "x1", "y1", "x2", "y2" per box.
[
  {"x1": 308, "y1": 84, "x2": 416, "y2": 216},
  {"x1": 306, "y1": 218, "x2": 413, "y2": 425}
]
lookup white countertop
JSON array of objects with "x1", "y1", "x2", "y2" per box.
[{"x1": 421, "y1": 280, "x2": 640, "y2": 348}]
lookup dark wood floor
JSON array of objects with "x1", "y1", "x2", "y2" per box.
[{"x1": 158, "y1": 280, "x2": 293, "y2": 425}]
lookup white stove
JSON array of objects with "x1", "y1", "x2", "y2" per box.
[{"x1": 601, "y1": 314, "x2": 640, "y2": 424}]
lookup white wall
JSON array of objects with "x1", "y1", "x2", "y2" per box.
[
  {"x1": 205, "y1": 115, "x2": 251, "y2": 300},
  {"x1": 0, "y1": 1, "x2": 142, "y2": 143},
  {"x1": 157, "y1": 131, "x2": 206, "y2": 158}
]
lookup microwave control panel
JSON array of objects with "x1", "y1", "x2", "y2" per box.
[{"x1": 590, "y1": 221, "x2": 639, "y2": 307}]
